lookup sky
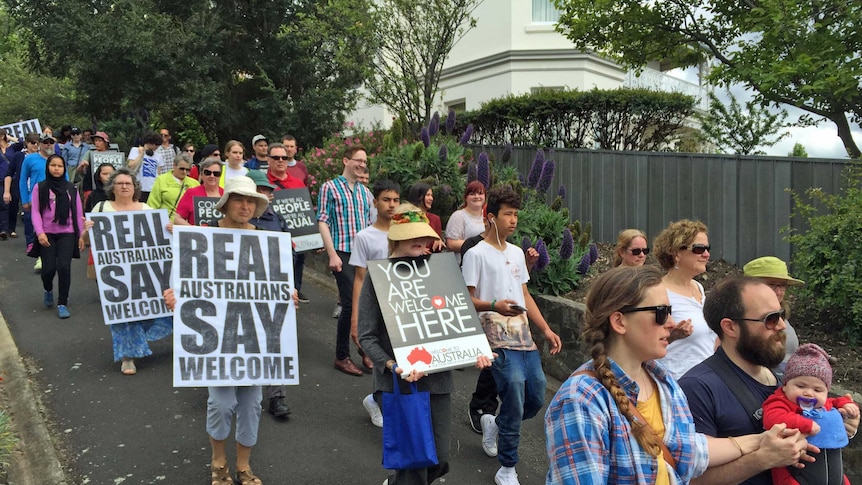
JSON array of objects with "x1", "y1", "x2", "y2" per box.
[{"x1": 667, "y1": 68, "x2": 861, "y2": 159}]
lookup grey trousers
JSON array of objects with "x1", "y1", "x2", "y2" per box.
[{"x1": 206, "y1": 386, "x2": 263, "y2": 447}]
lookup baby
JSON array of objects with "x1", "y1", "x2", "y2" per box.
[{"x1": 762, "y1": 343, "x2": 859, "y2": 485}]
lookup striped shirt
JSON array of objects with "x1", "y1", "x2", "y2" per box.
[
  {"x1": 545, "y1": 359, "x2": 709, "y2": 484},
  {"x1": 316, "y1": 175, "x2": 372, "y2": 253}
]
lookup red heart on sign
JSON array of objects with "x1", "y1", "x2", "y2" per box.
[{"x1": 431, "y1": 296, "x2": 445, "y2": 309}]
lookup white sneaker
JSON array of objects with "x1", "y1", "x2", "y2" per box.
[
  {"x1": 363, "y1": 394, "x2": 383, "y2": 428},
  {"x1": 481, "y1": 414, "x2": 498, "y2": 457},
  {"x1": 34, "y1": 257, "x2": 42, "y2": 272},
  {"x1": 494, "y1": 466, "x2": 520, "y2": 485}
]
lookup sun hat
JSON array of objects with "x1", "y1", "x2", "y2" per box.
[
  {"x1": 743, "y1": 256, "x2": 805, "y2": 286},
  {"x1": 215, "y1": 176, "x2": 269, "y2": 218},
  {"x1": 92, "y1": 131, "x2": 110, "y2": 143},
  {"x1": 783, "y1": 343, "x2": 833, "y2": 388},
  {"x1": 388, "y1": 204, "x2": 442, "y2": 242},
  {"x1": 246, "y1": 170, "x2": 276, "y2": 190}
]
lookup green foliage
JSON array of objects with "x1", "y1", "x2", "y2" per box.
[
  {"x1": 552, "y1": 0, "x2": 862, "y2": 158},
  {"x1": 0, "y1": 409, "x2": 17, "y2": 474},
  {"x1": 697, "y1": 90, "x2": 792, "y2": 155},
  {"x1": 304, "y1": 122, "x2": 387, "y2": 204},
  {"x1": 459, "y1": 88, "x2": 695, "y2": 150},
  {"x1": 789, "y1": 143, "x2": 809, "y2": 158},
  {"x1": 786, "y1": 170, "x2": 862, "y2": 343}
]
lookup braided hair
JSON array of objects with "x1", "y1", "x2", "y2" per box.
[{"x1": 583, "y1": 265, "x2": 665, "y2": 457}]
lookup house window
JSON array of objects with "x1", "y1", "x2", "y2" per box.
[
  {"x1": 532, "y1": 0, "x2": 562, "y2": 23},
  {"x1": 447, "y1": 100, "x2": 466, "y2": 113},
  {"x1": 531, "y1": 86, "x2": 565, "y2": 94}
]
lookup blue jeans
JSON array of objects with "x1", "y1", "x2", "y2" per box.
[
  {"x1": 23, "y1": 208, "x2": 34, "y2": 245},
  {"x1": 490, "y1": 348, "x2": 546, "y2": 468}
]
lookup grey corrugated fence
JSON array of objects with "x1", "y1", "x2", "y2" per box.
[{"x1": 479, "y1": 146, "x2": 852, "y2": 267}]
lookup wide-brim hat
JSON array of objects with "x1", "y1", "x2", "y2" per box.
[
  {"x1": 215, "y1": 176, "x2": 269, "y2": 219},
  {"x1": 92, "y1": 131, "x2": 110, "y2": 143},
  {"x1": 389, "y1": 207, "x2": 441, "y2": 242},
  {"x1": 743, "y1": 256, "x2": 805, "y2": 286}
]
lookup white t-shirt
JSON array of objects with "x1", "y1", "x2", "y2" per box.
[
  {"x1": 349, "y1": 226, "x2": 389, "y2": 268},
  {"x1": 224, "y1": 165, "x2": 249, "y2": 184},
  {"x1": 657, "y1": 282, "x2": 717, "y2": 379},
  {"x1": 128, "y1": 147, "x2": 164, "y2": 193},
  {"x1": 445, "y1": 208, "x2": 486, "y2": 263},
  {"x1": 462, "y1": 241, "x2": 535, "y2": 350}
]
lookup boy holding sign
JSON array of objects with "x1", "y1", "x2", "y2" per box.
[{"x1": 461, "y1": 185, "x2": 561, "y2": 485}]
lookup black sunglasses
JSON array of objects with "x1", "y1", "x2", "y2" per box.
[
  {"x1": 732, "y1": 309, "x2": 786, "y2": 330},
  {"x1": 681, "y1": 244, "x2": 711, "y2": 254},
  {"x1": 628, "y1": 247, "x2": 650, "y2": 256},
  {"x1": 269, "y1": 155, "x2": 290, "y2": 160},
  {"x1": 620, "y1": 305, "x2": 672, "y2": 325},
  {"x1": 203, "y1": 169, "x2": 221, "y2": 177},
  {"x1": 177, "y1": 167, "x2": 191, "y2": 172}
]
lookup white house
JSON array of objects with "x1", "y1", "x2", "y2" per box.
[{"x1": 348, "y1": 1, "x2": 708, "y2": 129}]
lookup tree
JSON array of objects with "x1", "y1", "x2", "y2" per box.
[
  {"x1": 365, "y1": 0, "x2": 482, "y2": 134},
  {"x1": 789, "y1": 143, "x2": 809, "y2": 158},
  {"x1": 697, "y1": 90, "x2": 791, "y2": 155},
  {"x1": 5, "y1": 0, "x2": 378, "y2": 149},
  {"x1": 552, "y1": 0, "x2": 862, "y2": 158}
]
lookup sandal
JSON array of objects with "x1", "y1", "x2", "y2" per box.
[
  {"x1": 236, "y1": 468, "x2": 263, "y2": 485},
  {"x1": 211, "y1": 464, "x2": 231, "y2": 485},
  {"x1": 121, "y1": 359, "x2": 136, "y2": 375}
]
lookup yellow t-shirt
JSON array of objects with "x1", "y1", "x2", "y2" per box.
[{"x1": 636, "y1": 385, "x2": 670, "y2": 485}]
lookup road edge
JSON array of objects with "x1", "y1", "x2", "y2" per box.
[{"x1": 0, "y1": 310, "x2": 68, "y2": 485}]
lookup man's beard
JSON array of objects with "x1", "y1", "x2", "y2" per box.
[{"x1": 737, "y1": 322, "x2": 786, "y2": 369}]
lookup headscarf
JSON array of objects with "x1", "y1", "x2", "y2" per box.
[
  {"x1": 85, "y1": 163, "x2": 115, "y2": 212},
  {"x1": 38, "y1": 155, "x2": 74, "y2": 226}
]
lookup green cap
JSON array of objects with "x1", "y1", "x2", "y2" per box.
[
  {"x1": 743, "y1": 256, "x2": 804, "y2": 286},
  {"x1": 245, "y1": 170, "x2": 276, "y2": 190}
]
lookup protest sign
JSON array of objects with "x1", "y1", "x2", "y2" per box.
[
  {"x1": 193, "y1": 197, "x2": 224, "y2": 227},
  {"x1": 367, "y1": 252, "x2": 492, "y2": 375},
  {"x1": 87, "y1": 209, "x2": 173, "y2": 324},
  {"x1": 172, "y1": 226, "x2": 298, "y2": 387},
  {"x1": 1, "y1": 118, "x2": 42, "y2": 140},
  {"x1": 270, "y1": 188, "x2": 322, "y2": 252},
  {"x1": 90, "y1": 151, "x2": 125, "y2": 185}
]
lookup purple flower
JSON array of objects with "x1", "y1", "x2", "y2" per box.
[
  {"x1": 538, "y1": 160, "x2": 555, "y2": 193},
  {"x1": 527, "y1": 149, "x2": 544, "y2": 189},
  {"x1": 420, "y1": 127, "x2": 430, "y2": 148},
  {"x1": 502, "y1": 143, "x2": 513, "y2": 164},
  {"x1": 535, "y1": 239, "x2": 550, "y2": 272},
  {"x1": 459, "y1": 124, "x2": 474, "y2": 145},
  {"x1": 429, "y1": 112, "x2": 440, "y2": 136},
  {"x1": 577, "y1": 252, "x2": 591, "y2": 275},
  {"x1": 557, "y1": 184, "x2": 567, "y2": 200},
  {"x1": 477, "y1": 152, "x2": 490, "y2": 189},
  {"x1": 589, "y1": 243, "x2": 599, "y2": 264},
  {"x1": 438, "y1": 144, "x2": 448, "y2": 162},
  {"x1": 560, "y1": 229, "x2": 574, "y2": 260},
  {"x1": 521, "y1": 235, "x2": 532, "y2": 253},
  {"x1": 445, "y1": 108, "x2": 456, "y2": 134}
]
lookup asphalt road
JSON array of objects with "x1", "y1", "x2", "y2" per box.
[{"x1": 0, "y1": 234, "x2": 553, "y2": 485}]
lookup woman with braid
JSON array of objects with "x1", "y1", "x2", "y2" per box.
[{"x1": 544, "y1": 266, "x2": 765, "y2": 484}]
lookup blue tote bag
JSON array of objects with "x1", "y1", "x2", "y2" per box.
[{"x1": 382, "y1": 372, "x2": 438, "y2": 469}]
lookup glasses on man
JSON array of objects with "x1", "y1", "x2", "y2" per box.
[
  {"x1": 349, "y1": 158, "x2": 368, "y2": 164},
  {"x1": 628, "y1": 247, "x2": 650, "y2": 256},
  {"x1": 185, "y1": 149, "x2": 195, "y2": 153},
  {"x1": 681, "y1": 244, "x2": 710, "y2": 254},
  {"x1": 767, "y1": 283, "x2": 787, "y2": 291},
  {"x1": 619, "y1": 305, "x2": 672, "y2": 325},
  {"x1": 203, "y1": 169, "x2": 222, "y2": 177},
  {"x1": 177, "y1": 167, "x2": 191, "y2": 172},
  {"x1": 732, "y1": 309, "x2": 786, "y2": 330},
  {"x1": 269, "y1": 155, "x2": 290, "y2": 161},
  {"x1": 211, "y1": 152, "x2": 221, "y2": 158}
]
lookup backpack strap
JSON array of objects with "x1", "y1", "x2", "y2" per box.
[
  {"x1": 703, "y1": 352, "x2": 767, "y2": 430},
  {"x1": 573, "y1": 370, "x2": 677, "y2": 471}
]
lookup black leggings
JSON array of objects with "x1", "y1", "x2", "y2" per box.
[{"x1": 40, "y1": 233, "x2": 76, "y2": 305}]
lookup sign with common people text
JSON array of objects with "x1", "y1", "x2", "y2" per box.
[
  {"x1": 270, "y1": 188, "x2": 323, "y2": 252},
  {"x1": 86, "y1": 209, "x2": 173, "y2": 324},
  {"x1": 193, "y1": 196, "x2": 225, "y2": 227},
  {"x1": 90, "y1": 151, "x2": 125, "y2": 185},
  {"x1": 1, "y1": 118, "x2": 42, "y2": 140},
  {"x1": 367, "y1": 252, "x2": 493, "y2": 375},
  {"x1": 172, "y1": 226, "x2": 298, "y2": 387}
]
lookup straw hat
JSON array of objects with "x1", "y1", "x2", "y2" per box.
[
  {"x1": 743, "y1": 256, "x2": 805, "y2": 286},
  {"x1": 388, "y1": 204, "x2": 441, "y2": 242},
  {"x1": 215, "y1": 176, "x2": 269, "y2": 218}
]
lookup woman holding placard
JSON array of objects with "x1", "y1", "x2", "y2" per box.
[
  {"x1": 358, "y1": 203, "x2": 493, "y2": 485},
  {"x1": 84, "y1": 167, "x2": 173, "y2": 375},
  {"x1": 174, "y1": 157, "x2": 224, "y2": 226}
]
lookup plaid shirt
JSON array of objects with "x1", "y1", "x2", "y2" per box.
[
  {"x1": 156, "y1": 145, "x2": 177, "y2": 175},
  {"x1": 316, "y1": 175, "x2": 372, "y2": 253},
  {"x1": 545, "y1": 359, "x2": 708, "y2": 484}
]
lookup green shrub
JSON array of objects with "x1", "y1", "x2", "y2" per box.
[
  {"x1": 304, "y1": 122, "x2": 387, "y2": 204},
  {"x1": 787, "y1": 170, "x2": 862, "y2": 343}
]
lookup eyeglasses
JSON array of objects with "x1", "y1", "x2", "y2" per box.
[
  {"x1": 203, "y1": 169, "x2": 221, "y2": 177},
  {"x1": 681, "y1": 244, "x2": 711, "y2": 254},
  {"x1": 114, "y1": 182, "x2": 134, "y2": 186},
  {"x1": 767, "y1": 283, "x2": 788, "y2": 291},
  {"x1": 161, "y1": 133, "x2": 170, "y2": 137},
  {"x1": 41, "y1": 140, "x2": 54, "y2": 144},
  {"x1": 177, "y1": 167, "x2": 191, "y2": 172},
  {"x1": 628, "y1": 247, "x2": 650, "y2": 256},
  {"x1": 185, "y1": 149, "x2": 195, "y2": 152},
  {"x1": 349, "y1": 158, "x2": 368, "y2": 164},
  {"x1": 731, "y1": 309, "x2": 786, "y2": 330},
  {"x1": 27, "y1": 141, "x2": 38, "y2": 145},
  {"x1": 620, "y1": 305, "x2": 672, "y2": 325},
  {"x1": 211, "y1": 152, "x2": 221, "y2": 157},
  {"x1": 269, "y1": 155, "x2": 290, "y2": 160}
]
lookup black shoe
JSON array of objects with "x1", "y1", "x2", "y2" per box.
[
  {"x1": 468, "y1": 404, "x2": 483, "y2": 434},
  {"x1": 297, "y1": 291, "x2": 310, "y2": 303},
  {"x1": 268, "y1": 397, "x2": 291, "y2": 418}
]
